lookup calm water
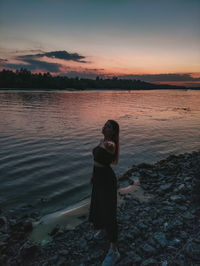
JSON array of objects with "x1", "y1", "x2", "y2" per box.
[{"x1": 0, "y1": 89, "x2": 200, "y2": 215}]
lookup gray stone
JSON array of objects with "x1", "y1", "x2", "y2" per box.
[
  {"x1": 131, "y1": 227, "x2": 140, "y2": 237},
  {"x1": 79, "y1": 239, "x2": 88, "y2": 250},
  {"x1": 168, "y1": 238, "x2": 181, "y2": 247},
  {"x1": 160, "y1": 183, "x2": 173, "y2": 192},
  {"x1": 48, "y1": 255, "x2": 59, "y2": 263},
  {"x1": 59, "y1": 250, "x2": 69, "y2": 256},
  {"x1": 162, "y1": 205, "x2": 175, "y2": 212},
  {"x1": 119, "y1": 251, "x2": 141, "y2": 265},
  {"x1": 154, "y1": 232, "x2": 167, "y2": 247},
  {"x1": 168, "y1": 219, "x2": 183, "y2": 230},
  {"x1": 184, "y1": 176, "x2": 192, "y2": 182},
  {"x1": 170, "y1": 195, "x2": 183, "y2": 203},
  {"x1": 181, "y1": 212, "x2": 195, "y2": 220},
  {"x1": 179, "y1": 231, "x2": 188, "y2": 239},
  {"x1": 0, "y1": 217, "x2": 7, "y2": 228},
  {"x1": 23, "y1": 219, "x2": 33, "y2": 233},
  {"x1": 132, "y1": 253, "x2": 142, "y2": 263},
  {"x1": 141, "y1": 258, "x2": 157, "y2": 265},
  {"x1": 185, "y1": 240, "x2": 200, "y2": 261},
  {"x1": 56, "y1": 256, "x2": 66, "y2": 266},
  {"x1": 141, "y1": 243, "x2": 156, "y2": 255},
  {"x1": 138, "y1": 222, "x2": 148, "y2": 230},
  {"x1": 176, "y1": 205, "x2": 187, "y2": 211},
  {"x1": 21, "y1": 243, "x2": 38, "y2": 258},
  {"x1": 0, "y1": 233, "x2": 9, "y2": 242},
  {"x1": 161, "y1": 261, "x2": 168, "y2": 266},
  {"x1": 178, "y1": 184, "x2": 185, "y2": 191}
]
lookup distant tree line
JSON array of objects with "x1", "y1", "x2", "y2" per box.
[{"x1": 0, "y1": 68, "x2": 186, "y2": 90}]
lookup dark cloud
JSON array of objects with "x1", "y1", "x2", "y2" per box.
[
  {"x1": 18, "y1": 50, "x2": 87, "y2": 63},
  {"x1": 1, "y1": 49, "x2": 88, "y2": 72},
  {"x1": 5, "y1": 59, "x2": 61, "y2": 72},
  {"x1": 0, "y1": 58, "x2": 8, "y2": 63},
  {"x1": 119, "y1": 73, "x2": 200, "y2": 82}
]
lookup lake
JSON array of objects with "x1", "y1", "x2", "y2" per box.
[{"x1": 0, "y1": 89, "x2": 200, "y2": 216}]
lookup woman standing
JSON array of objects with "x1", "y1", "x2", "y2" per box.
[{"x1": 89, "y1": 119, "x2": 120, "y2": 266}]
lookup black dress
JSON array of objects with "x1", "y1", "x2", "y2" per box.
[{"x1": 88, "y1": 144, "x2": 118, "y2": 242}]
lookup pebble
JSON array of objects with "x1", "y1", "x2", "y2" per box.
[{"x1": 1, "y1": 149, "x2": 200, "y2": 265}]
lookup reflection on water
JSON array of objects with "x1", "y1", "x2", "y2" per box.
[{"x1": 0, "y1": 89, "x2": 200, "y2": 215}]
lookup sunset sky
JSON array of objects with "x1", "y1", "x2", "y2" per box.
[{"x1": 0, "y1": 0, "x2": 200, "y2": 86}]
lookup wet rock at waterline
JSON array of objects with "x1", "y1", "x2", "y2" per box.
[{"x1": 0, "y1": 150, "x2": 200, "y2": 265}]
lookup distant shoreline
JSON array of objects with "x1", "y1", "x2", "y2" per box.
[
  {"x1": 0, "y1": 87, "x2": 200, "y2": 91},
  {"x1": 1, "y1": 69, "x2": 200, "y2": 91}
]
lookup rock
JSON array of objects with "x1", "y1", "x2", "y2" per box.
[
  {"x1": 137, "y1": 163, "x2": 154, "y2": 169},
  {"x1": 141, "y1": 243, "x2": 156, "y2": 255},
  {"x1": 124, "y1": 214, "x2": 131, "y2": 220},
  {"x1": 119, "y1": 251, "x2": 141, "y2": 265},
  {"x1": 0, "y1": 216, "x2": 7, "y2": 228},
  {"x1": 184, "y1": 176, "x2": 192, "y2": 182},
  {"x1": 124, "y1": 194, "x2": 132, "y2": 201},
  {"x1": 1, "y1": 149, "x2": 200, "y2": 266},
  {"x1": 128, "y1": 179, "x2": 134, "y2": 185},
  {"x1": 153, "y1": 232, "x2": 167, "y2": 248},
  {"x1": 56, "y1": 256, "x2": 66, "y2": 266},
  {"x1": 23, "y1": 219, "x2": 33, "y2": 233},
  {"x1": 131, "y1": 253, "x2": 142, "y2": 263},
  {"x1": 168, "y1": 238, "x2": 181, "y2": 247},
  {"x1": 21, "y1": 243, "x2": 38, "y2": 258},
  {"x1": 0, "y1": 233, "x2": 9, "y2": 243},
  {"x1": 41, "y1": 238, "x2": 52, "y2": 246},
  {"x1": 40, "y1": 197, "x2": 49, "y2": 203},
  {"x1": 159, "y1": 183, "x2": 173, "y2": 193},
  {"x1": 167, "y1": 219, "x2": 183, "y2": 231},
  {"x1": 178, "y1": 183, "x2": 185, "y2": 191},
  {"x1": 176, "y1": 205, "x2": 187, "y2": 211},
  {"x1": 179, "y1": 231, "x2": 188, "y2": 239},
  {"x1": 170, "y1": 195, "x2": 183, "y2": 203},
  {"x1": 131, "y1": 227, "x2": 140, "y2": 237},
  {"x1": 50, "y1": 225, "x2": 60, "y2": 236},
  {"x1": 59, "y1": 250, "x2": 69, "y2": 256},
  {"x1": 48, "y1": 255, "x2": 59, "y2": 264},
  {"x1": 161, "y1": 261, "x2": 168, "y2": 266},
  {"x1": 30, "y1": 211, "x2": 40, "y2": 218},
  {"x1": 141, "y1": 258, "x2": 158, "y2": 265},
  {"x1": 138, "y1": 222, "x2": 148, "y2": 230},
  {"x1": 79, "y1": 239, "x2": 88, "y2": 250},
  {"x1": 181, "y1": 212, "x2": 195, "y2": 220},
  {"x1": 162, "y1": 206, "x2": 175, "y2": 213},
  {"x1": 185, "y1": 239, "x2": 200, "y2": 261}
]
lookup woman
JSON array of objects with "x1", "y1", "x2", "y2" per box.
[{"x1": 89, "y1": 119, "x2": 120, "y2": 266}]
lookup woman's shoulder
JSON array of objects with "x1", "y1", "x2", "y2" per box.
[{"x1": 102, "y1": 140, "x2": 115, "y2": 154}]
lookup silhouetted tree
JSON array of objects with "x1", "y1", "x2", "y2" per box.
[{"x1": 0, "y1": 68, "x2": 187, "y2": 90}]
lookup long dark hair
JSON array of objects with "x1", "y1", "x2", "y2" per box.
[{"x1": 108, "y1": 119, "x2": 120, "y2": 165}]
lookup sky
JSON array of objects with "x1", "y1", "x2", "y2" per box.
[{"x1": 0, "y1": 0, "x2": 200, "y2": 86}]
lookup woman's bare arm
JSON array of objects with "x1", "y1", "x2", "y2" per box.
[{"x1": 104, "y1": 141, "x2": 116, "y2": 154}]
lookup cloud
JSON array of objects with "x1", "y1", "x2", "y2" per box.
[
  {"x1": 5, "y1": 60, "x2": 61, "y2": 72},
  {"x1": 1, "y1": 49, "x2": 88, "y2": 72},
  {"x1": 119, "y1": 73, "x2": 200, "y2": 82},
  {"x1": 14, "y1": 49, "x2": 45, "y2": 54},
  {"x1": 0, "y1": 58, "x2": 8, "y2": 63},
  {"x1": 17, "y1": 50, "x2": 87, "y2": 63}
]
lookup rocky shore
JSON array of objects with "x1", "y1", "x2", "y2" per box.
[{"x1": 1, "y1": 150, "x2": 200, "y2": 266}]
